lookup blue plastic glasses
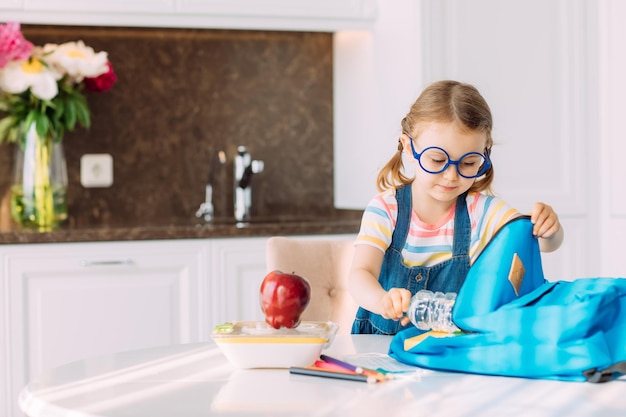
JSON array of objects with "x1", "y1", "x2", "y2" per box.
[{"x1": 409, "y1": 138, "x2": 491, "y2": 179}]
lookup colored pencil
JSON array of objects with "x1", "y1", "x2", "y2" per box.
[
  {"x1": 310, "y1": 364, "x2": 359, "y2": 375},
  {"x1": 314, "y1": 360, "x2": 357, "y2": 373},
  {"x1": 318, "y1": 354, "x2": 389, "y2": 381},
  {"x1": 359, "y1": 367, "x2": 388, "y2": 382},
  {"x1": 319, "y1": 354, "x2": 364, "y2": 373},
  {"x1": 289, "y1": 367, "x2": 377, "y2": 383},
  {"x1": 315, "y1": 360, "x2": 387, "y2": 382}
]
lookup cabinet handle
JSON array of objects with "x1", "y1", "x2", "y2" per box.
[{"x1": 80, "y1": 259, "x2": 135, "y2": 267}]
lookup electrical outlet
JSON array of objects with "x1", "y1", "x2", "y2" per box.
[{"x1": 80, "y1": 154, "x2": 113, "y2": 188}]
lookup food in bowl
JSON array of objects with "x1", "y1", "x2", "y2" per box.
[{"x1": 211, "y1": 320, "x2": 338, "y2": 369}]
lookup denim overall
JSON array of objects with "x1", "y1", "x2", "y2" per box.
[{"x1": 351, "y1": 186, "x2": 471, "y2": 335}]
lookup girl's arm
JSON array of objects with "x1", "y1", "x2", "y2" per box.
[
  {"x1": 538, "y1": 226, "x2": 564, "y2": 252},
  {"x1": 348, "y1": 245, "x2": 411, "y2": 320},
  {"x1": 530, "y1": 202, "x2": 564, "y2": 252}
]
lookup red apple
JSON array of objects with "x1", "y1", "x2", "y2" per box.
[{"x1": 259, "y1": 270, "x2": 311, "y2": 329}]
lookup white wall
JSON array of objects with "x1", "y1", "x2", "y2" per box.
[
  {"x1": 334, "y1": 0, "x2": 423, "y2": 209},
  {"x1": 335, "y1": 0, "x2": 626, "y2": 280},
  {"x1": 599, "y1": 0, "x2": 626, "y2": 276},
  {"x1": 423, "y1": 0, "x2": 597, "y2": 282}
]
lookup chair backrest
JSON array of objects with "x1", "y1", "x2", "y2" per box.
[{"x1": 265, "y1": 236, "x2": 359, "y2": 334}]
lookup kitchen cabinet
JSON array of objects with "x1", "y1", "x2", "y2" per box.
[
  {"x1": 0, "y1": 0, "x2": 376, "y2": 31},
  {"x1": 0, "y1": 0, "x2": 20, "y2": 10},
  {"x1": 0, "y1": 232, "x2": 357, "y2": 417},
  {"x1": 209, "y1": 237, "x2": 269, "y2": 326},
  {"x1": 0, "y1": 239, "x2": 207, "y2": 417},
  {"x1": 12, "y1": 0, "x2": 175, "y2": 13}
]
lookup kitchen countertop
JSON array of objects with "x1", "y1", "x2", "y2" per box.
[{"x1": 0, "y1": 211, "x2": 363, "y2": 244}]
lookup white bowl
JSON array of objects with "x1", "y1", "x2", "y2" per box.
[{"x1": 211, "y1": 321, "x2": 338, "y2": 369}]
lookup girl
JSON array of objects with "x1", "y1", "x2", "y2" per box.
[{"x1": 350, "y1": 80, "x2": 564, "y2": 335}]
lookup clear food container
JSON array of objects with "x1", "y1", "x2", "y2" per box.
[{"x1": 211, "y1": 321, "x2": 339, "y2": 369}]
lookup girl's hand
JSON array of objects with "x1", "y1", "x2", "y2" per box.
[
  {"x1": 529, "y1": 202, "x2": 561, "y2": 238},
  {"x1": 529, "y1": 202, "x2": 564, "y2": 252},
  {"x1": 378, "y1": 287, "x2": 412, "y2": 320}
]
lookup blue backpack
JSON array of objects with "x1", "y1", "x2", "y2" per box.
[{"x1": 389, "y1": 216, "x2": 626, "y2": 382}]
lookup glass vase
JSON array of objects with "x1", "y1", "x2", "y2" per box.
[{"x1": 11, "y1": 122, "x2": 68, "y2": 231}]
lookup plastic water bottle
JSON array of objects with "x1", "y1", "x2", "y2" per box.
[{"x1": 406, "y1": 290, "x2": 459, "y2": 332}]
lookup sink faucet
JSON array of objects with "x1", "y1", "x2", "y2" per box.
[
  {"x1": 196, "y1": 149, "x2": 226, "y2": 222},
  {"x1": 234, "y1": 146, "x2": 264, "y2": 221},
  {"x1": 195, "y1": 184, "x2": 214, "y2": 222}
]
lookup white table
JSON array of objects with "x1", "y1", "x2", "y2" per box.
[{"x1": 19, "y1": 335, "x2": 626, "y2": 417}]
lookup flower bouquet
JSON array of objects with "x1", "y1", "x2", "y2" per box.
[{"x1": 0, "y1": 22, "x2": 117, "y2": 230}]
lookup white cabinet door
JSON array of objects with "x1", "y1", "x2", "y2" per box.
[
  {"x1": 209, "y1": 237, "x2": 269, "y2": 327},
  {"x1": 11, "y1": 0, "x2": 174, "y2": 13},
  {"x1": 0, "y1": 239, "x2": 206, "y2": 417},
  {"x1": 178, "y1": 0, "x2": 375, "y2": 19},
  {"x1": 1, "y1": 0, "x2": 376, "y2": 31},
  {"x1": 0, "y1": 0, "x2": 21, "y2": 9}
]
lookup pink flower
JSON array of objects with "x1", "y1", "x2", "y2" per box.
[
  {"x1": 83, "y1": 61, "x2": 117, "y2": 92},
  {"x1": 0, "y1": 22, "x2": 33, "y2": 68}
]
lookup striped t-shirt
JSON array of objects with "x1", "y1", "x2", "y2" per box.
[{"x1": 355, "y1": 189, "x2": 519, "y2": 267}]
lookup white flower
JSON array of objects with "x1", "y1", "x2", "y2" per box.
[
  {"x1": 43, "y1": 41, "x2": 109, "y2": 82},
  {"x1": 0, "y1": 58, "x2": 59, "y2": 100}
]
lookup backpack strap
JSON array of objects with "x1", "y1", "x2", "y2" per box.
[{"x1": 583, "y1": 361, "x2": 626, "y2": 383}]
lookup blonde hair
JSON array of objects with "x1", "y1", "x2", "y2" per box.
[{"x1": 377, "y1": 80, "x2": 495, "y2": 193}]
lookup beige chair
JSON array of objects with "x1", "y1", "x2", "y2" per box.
[{"x1": 265, "y1": 236, "x2": 359, "y2": 334}]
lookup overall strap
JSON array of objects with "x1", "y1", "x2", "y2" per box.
[
  {"x1": 391, "y1": 187, "x2": 470, "y2": 255},
  {"x1": 390, "y1": 186, "x2": 411, "y2": 252},
  {"x1": 452, "y1": 192, "x2": 470, "y2": 257}
]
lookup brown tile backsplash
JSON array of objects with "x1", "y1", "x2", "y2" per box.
[{"x1": 0, "y1": 25, "x2": 336, "y2": 228}]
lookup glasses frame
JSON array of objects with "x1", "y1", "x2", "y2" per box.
[{"x1": 408, "y1": 137, "x2": 492, "y2": 179}]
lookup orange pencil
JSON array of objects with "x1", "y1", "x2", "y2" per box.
[{"x1": 360, "y1": 367, "x2": 388, "y2": 382}]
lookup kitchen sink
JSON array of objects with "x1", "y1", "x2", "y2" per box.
[{"x1": 196, "y1": 215, "x2": 314, "y2": 227}]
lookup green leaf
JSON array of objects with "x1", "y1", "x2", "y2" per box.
[
  {"x1": 54, "y1": 98, "x2": 65, "y2": 124},
  {"x1": 0, "y1": 116, "x2": 18, "y2": 144},
  {"x1": 24, "y1": 109, "x2": 36, "y2": 130},
  {"x1": 35, "y1": 112, "x2": 50, "y2": 138},
  {"x1": 75, "y1": 99, "x2": 91, "y2": 129},
  {"x1": 65, "y1": 99, "x2": 77, "y2": 131},
  {"x1": 0, "y1": 72, "x2": 104, "y2": 145},
  {"x1": 7, "y1": 127, "x2": 19, "y2": 145}
]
